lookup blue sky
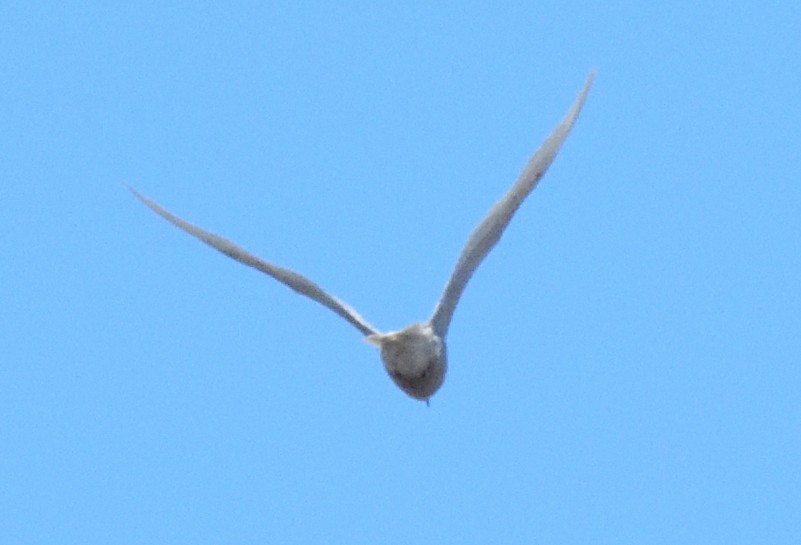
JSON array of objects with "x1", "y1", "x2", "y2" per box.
[{"x1": 2, "y1": 2, "x2": 800, "y2": 543}]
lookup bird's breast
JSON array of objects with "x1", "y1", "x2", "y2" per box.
[{"x1": 378, "y1": 325, "x2": 447, "y2": 401}]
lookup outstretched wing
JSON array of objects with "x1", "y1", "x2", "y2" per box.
[
  {"x1": 429, "y1": 72, "x2": 595, "y2": 338},
  {"x1": 130, "y1": 188, "x2": 380, "y2": 337}
]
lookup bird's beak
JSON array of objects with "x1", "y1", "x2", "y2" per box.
[{"x1": 364, "y1": 334, "x2": 383, "y2": 348}]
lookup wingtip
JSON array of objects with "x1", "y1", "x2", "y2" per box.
[
  {"x1": 559, "y1": 70, "x2": 596, "y2": 132},
  {"x1": 127, "y1": 185, "x2": 148, "y2": 204},
  {"x1": 576, "y1": 70, "x2": 596, "y2": 106},
  {"x1": 128, "y1": 187, "x2": 167, "y2": 219}
]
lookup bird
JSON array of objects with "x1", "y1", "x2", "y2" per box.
[{"x1": 131, "y1": 72, "x2": 594, "y2": 403}]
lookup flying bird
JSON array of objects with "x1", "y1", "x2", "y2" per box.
[{"x1": 131, "y1": 72, "x2": 594, "y2": 403}]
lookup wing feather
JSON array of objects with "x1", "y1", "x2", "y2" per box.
[
  {"x1": 130, "y1": 188, "x2": 380, "y2": 337},
  {"x1": 429, "y1": 72, "x2": 595, "y2": 338}
]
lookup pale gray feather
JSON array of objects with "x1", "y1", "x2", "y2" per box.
[
  {"x1": 131, "y1": 72, "x2": 594, "y2": 402},
  {"x1": 429, "y1": 72, "x2": 594, "y2": 338},
  {"x1": 129, "y1": 188, "x2": 380, "y2": 337}
]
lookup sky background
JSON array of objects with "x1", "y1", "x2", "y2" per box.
[{"x1": 2, "y1": 2, "x2": 800, "y2": 544}]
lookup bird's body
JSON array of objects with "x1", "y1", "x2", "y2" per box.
[
  {"x1": 131, "y1": 72, "x2": 594, "y2": 403},
  {"x1": 367, "y1": 323, "x2": 446, "y2": 401}
]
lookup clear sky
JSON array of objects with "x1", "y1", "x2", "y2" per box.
[{"x1": 2, "y1": 2, "x2": 800, "y2": 544}]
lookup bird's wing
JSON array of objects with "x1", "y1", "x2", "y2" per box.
[
  {"x1": 130, "y1": 188, "x2": 380, "y2": 337},
  {"x1": 429, "y1": 72, "x2": 594, "y2": 338}
]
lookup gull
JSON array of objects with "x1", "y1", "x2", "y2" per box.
[{"x1": 131, "y1": 72, "x2": 594, "y2": 403}]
